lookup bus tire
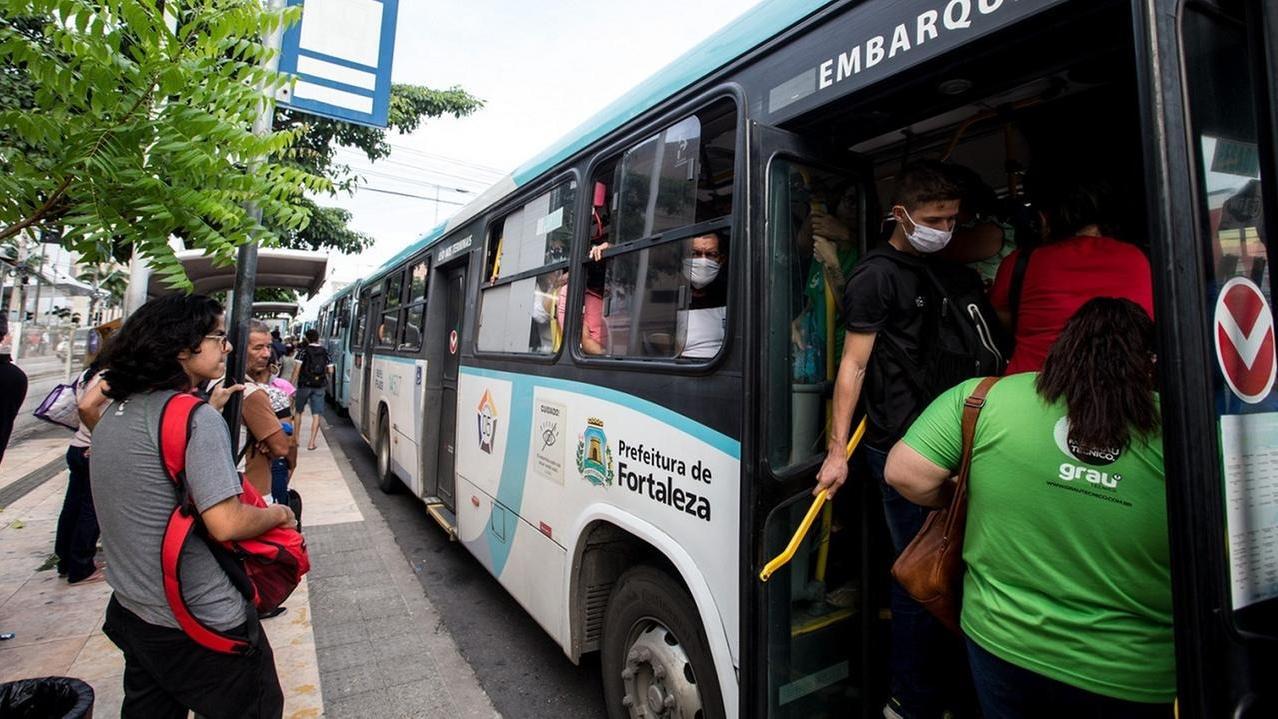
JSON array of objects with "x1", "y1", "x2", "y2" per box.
[
  {"x1": 376, "y1": 412, "x2": 398, "y2": 494},
  {"x1": 601, "y1": 565, "x2": 725, "y2": 719}
]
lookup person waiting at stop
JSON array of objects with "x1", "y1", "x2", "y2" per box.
[
  {"x1": 990, "y1": 175, "x2": 1153, "y2": 374},
  {"x1": 886, "y1": 297, "x2": 1172, "y2": 718}
]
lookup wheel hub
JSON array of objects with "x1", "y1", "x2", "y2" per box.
[{"x1": 619, "y1": 621, "x2": 702, "y2": 719}]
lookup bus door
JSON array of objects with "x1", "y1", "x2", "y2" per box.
[
  {"x1": 1139, "y1": 0, "x2": 1278, "y2": 715},
  {"x1": 434, "y1": 265, "x2": 467, "y2": 511},
  {"x1": 749, "y1": 121, "x2": 879, "y2": 718},
  {"x1": 359, "y1": 290, "x2": 382, "y2": 439}
]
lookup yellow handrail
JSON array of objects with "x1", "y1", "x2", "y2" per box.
[{"x1": 759, "y1": 416, "x2": 866, "y2": 582}]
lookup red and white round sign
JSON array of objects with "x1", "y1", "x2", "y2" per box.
[
  {"x1": 448, "y1": 329, "x2": 458, "y2": 355},
  {"x1": 1214, "y1": 276, "x2": 1277, "y2": 404}
]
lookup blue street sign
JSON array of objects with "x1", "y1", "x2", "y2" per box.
[{"x1": 277, "y1": 0, "x2": 399, "y2": 128}]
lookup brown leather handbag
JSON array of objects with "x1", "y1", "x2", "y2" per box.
[{"x1": 890, "y1": 376, "x2": 999, "y2": 635}]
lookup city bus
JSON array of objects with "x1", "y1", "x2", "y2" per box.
[
  {"x1": 325, "y1": 0, "x2": 1278, "y2": 716},
  {"x1": 316, "y1": 283, "x2": 357, "y2": 412}
]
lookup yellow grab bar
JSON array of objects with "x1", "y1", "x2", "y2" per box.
[{"x1": 759, "y1": 416, "x2": 866, "y2": 582}]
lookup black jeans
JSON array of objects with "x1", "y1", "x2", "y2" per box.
[
  {"x1": 966, "y1": 636, "x2": 1174, "y2": 719},
  {"x1": 866, "y1": 445, "x2": 972, "y2": 718},
  {"x1": 55, "y1": 445, "x2": 99, "y2": 582},
  {"x1": 102, "y1": 595, "x2": 284, "y2": 719}
]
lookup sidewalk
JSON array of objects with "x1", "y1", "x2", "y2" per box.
[{"x1": 0, "y1": 420, "x2": 497, "y2": 718}]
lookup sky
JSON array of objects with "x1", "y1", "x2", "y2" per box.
[{"x1": 299, "y1": 0, "x2": 762, "y2": 316}]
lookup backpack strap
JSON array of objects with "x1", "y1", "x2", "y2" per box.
[
  {"x1": 158, "y1": 392, "x2": 256, "y2": 656},
  {"x1": 1007, "y1": 246, "x2": 1035, "y2": 337}
]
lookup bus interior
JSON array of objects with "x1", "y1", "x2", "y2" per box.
[{"x1": 752, "y1": 1, "x2": 1256, "y2": 715}]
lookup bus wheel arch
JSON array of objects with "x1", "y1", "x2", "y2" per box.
[{"x1": 569, "y1": 519, "x2": 728, "y2": 719}]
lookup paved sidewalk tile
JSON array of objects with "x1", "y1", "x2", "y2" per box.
[{"x1": 0, "y1": 418, "x2": 499, "y2": 719}]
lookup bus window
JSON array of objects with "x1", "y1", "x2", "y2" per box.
[
  {"x1": 767, "y1": 159, "x2": 862, "y2": 470},
  {"x1": 597, "y1": 229, "x2": 730, "y2": 359},
  {"x1": 476, "y1": 180, "x2": 577, "y2": 355},
  {"x1": 1183, "y1": 3, "x2": 1276, "y2": 630},
  {"x1": 579, "y1": 99, "x2": 737, "y2": 360},
  {"x1": 377, "y1": 271, "x2": 405, "y2": 348},
  {"x1": 352, "y1": 289, "x2": 369, "y2": 351},
  {"x1": 611, "y1": 99, "x2": 737, "y2": 246},
  {"x1": 401, "y1": 259, "x2": 429, "y2": 351}
]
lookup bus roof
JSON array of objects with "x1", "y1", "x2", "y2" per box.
[{"x1": 369, "y1": 0, "x2": 828, "y2": 279}]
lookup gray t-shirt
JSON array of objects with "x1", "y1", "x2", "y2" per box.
[{"x1": 91, "y1": 390, "x2": 247, "y2": 630}]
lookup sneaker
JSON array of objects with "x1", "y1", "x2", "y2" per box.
[
  {"x1": 883, "y1": 699, "x2": 906, "y2": 719},
  {"x1": 69, "y1": 567, "x2": 106, "y2": 585}
]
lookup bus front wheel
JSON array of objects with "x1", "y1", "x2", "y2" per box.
[{"x1": 601, "y1": 565, "x2": 725, "y2": 719}]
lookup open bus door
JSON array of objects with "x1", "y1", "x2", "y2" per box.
[
  {"x1": 1138, "y1": 0, "x2": 1278, "y2": 715},
  {"x1": 748, "y1": 121, "x2": 881, "y2": 718},
  {"x1": 359, "y1": 289, "x2": 381, "y2": 441}
]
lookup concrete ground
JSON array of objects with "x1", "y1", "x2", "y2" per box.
[{"x1": 0, "y1": 420, "x2": 498, "y2": 718}]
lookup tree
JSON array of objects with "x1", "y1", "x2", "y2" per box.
[
  {"x1": 0, "y1": 0, "x2": 328, "y2": 290},
  {"x1": 271, "y1": 83, "x2": 484, "y2": 256}
]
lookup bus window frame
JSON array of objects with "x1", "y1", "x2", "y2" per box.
[
  {"x1": 758, "y1": 145, "x2": 872, "y2": 481},
  {"x1": 399, "y1": 255, "x2": 431, "y2": 353},
  {"x1": 570, "y1": 88, "x2": 746, "y2": 373},
  {"x1": 472, "y1": 169, "x2": 581, "y2": 363}
]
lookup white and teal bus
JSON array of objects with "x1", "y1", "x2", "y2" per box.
[
  {"x1": 325, "y1": 0, "x2": 1278, "y2": 716},
  {"x1": 316, "y1": 283, "x2": 357, "y2": 412}
]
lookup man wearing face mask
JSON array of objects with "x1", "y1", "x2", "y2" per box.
[
  {"x1": 676, "y1": 231, "x2": 727, "y2": 359},
  {"x1": 816, "y1": 161, "x2": 999, "y2": 719}
]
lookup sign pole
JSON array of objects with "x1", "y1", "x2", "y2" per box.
[{"x1": 224, "y1": 0, "x2": 286, "y2": 451}]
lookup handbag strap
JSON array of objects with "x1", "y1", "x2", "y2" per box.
[{"x1": 943, "y1": 376, "x2": 1000, "y2": 536}]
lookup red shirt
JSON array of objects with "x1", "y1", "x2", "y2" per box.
[{"x1": 991, "y1": 236, "x2": 1154, "y2": 374}]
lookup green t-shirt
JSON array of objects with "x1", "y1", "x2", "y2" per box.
[{"x1": 902, "y1": 373, "x2": 1173, "y2": 703}]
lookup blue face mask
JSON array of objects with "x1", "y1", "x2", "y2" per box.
[{"x1": 896, "y1": 206, "x2": 953, "y2": 253}]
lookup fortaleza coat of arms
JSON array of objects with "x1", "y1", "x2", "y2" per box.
[{"x1": 576, "y1": 417, "x2": 614, "y2": 486}]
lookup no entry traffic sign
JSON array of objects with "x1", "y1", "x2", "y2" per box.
[{"x1": 1215, "y1": 277, "x2": 1277, "y2": 404}]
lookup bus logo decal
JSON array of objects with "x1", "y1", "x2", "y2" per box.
[
  {"x1": 576, "y1": 418, "x2": 615, "y2": 487},
  {"x1": 477, "y1": 389, "x2": 499, "y2": 454}
]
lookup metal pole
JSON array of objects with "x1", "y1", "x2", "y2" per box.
[{"x1": 223, "y1": 0, "x2": 285, "y2": 452}]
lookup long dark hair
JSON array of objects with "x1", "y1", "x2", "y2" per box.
[
  {"x1": 99, "y1": 294, "x2": 224, "y2": 401},
  {"x1": 1036, "y1": 298, "x2": 1158, "y2": 450}
]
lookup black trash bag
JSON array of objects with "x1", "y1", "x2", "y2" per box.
[{"x1": 0, "y1": 676, "x2": 95, "y2": 718}]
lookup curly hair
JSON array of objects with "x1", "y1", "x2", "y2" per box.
[
  {"x1": 1036, "y1": 298, "x2": 1158, "y2": 451},
  {"x1": 99, "y1": 294, "x2": 224, "y2": 401}
]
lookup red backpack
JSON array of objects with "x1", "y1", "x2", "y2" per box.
[{"x1": 158, "y1": 392, "x2": 310, "y2": 655}]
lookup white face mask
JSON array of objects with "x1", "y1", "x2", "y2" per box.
[
  {"x1": 897, "y1": 206, "x2": 952, "y2": 253},
  {"x1": 683, "y1": 258, "x2": 720, "y2": 289}
]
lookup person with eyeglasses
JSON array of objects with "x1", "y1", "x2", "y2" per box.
[
  {"x1": 91, "y1": 294, "x2": 291, "y2": 718},
  {"x1": 676, "y1": 231, "x2": 729, "y2": 359}
]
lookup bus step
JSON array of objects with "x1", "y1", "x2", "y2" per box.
[{"x1": 426, "y1": 502, "x2": 458, "y2": 541}]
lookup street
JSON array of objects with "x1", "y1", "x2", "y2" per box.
[
  {"x1": 7, "y1": 353, "x2": 81, "y2": 445},
  {"x1": 323, "y1": 408, "x2": 607, "y2": 719}
]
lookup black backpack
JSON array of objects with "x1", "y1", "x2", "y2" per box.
[
  {"x1": 868, "y1": 249, "x2": 1008, "y2": 398},
  {"x1": 298, "y1": 345, "x2": 329, "y2": 388}
]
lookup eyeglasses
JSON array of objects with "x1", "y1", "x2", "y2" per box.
[
  {"x1": 204, "y1": 333, "x2": 230, "y2": 350},
  {"x1": 690, "y1": 249, "x2": 722, "y2": 260}
]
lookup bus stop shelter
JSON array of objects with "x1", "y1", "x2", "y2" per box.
[{"x1": 146, "y1": 248, "x2": 329, "y2": 299}]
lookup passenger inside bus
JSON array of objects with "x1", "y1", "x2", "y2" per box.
[
  {"x1": 675, "y1": 231, "x2": 728, "y2": 359},
  {"x1": 990, "y1": 174, "x2": 1153, "y2": 374},
  {"x1": 937, "y1": 163, "x2": 1017, "y2": 287},
  {"x1": 790, "y1": 182, "x2": 861, "y2": 382}
]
